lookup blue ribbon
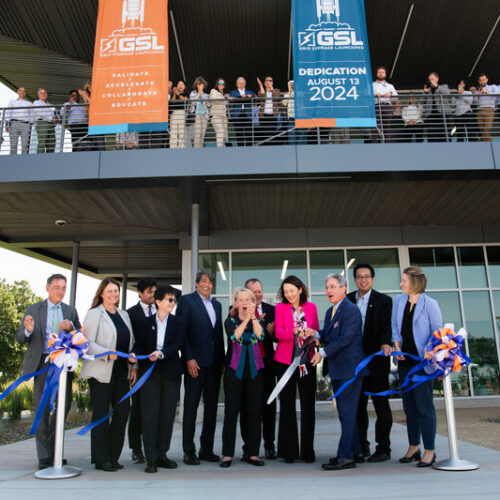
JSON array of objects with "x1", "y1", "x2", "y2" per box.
[
  {"x1": 0, "y1": 365, "x2": 50, "y2": 403},
  {"x1": 77, "y1": 357, "x2": 156, "y2": 435},
  {"x1": 328, "y1": 350, "x2": 431, "y2": 401}
]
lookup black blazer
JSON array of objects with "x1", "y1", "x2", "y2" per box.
[
  {"x1": 260, "y1": 302, "x2": 276, "y2": 360},
  {"x1": 132, "y1": 314, "x2": 184, "y2": 380},
  {"x1": 127, "y1": 302, "x2": 147, "y2": 334},
  {"x1": 176, "y1": 292, "x2": 225, "y2": 368},
  {"x1": 347, "y1": 289, "x2": 392, "y2": 376}
]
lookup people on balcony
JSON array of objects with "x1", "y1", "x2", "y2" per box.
[
  {"x1": 422, "y1": 72, "x2": 452, "y2": 142},
  {"x1": 210, "y1": 78, "x2": 229, "y2": 148},
  {"x1": 5, "y1": 86, "x2": 32, "y2": 154},
  {"x1": 257, "y1": 75, "x2": 282, "y2": 145},
  {"x1": 62, "y1": 90, "x2": 88, "y2": 152},
  {"x1": 189, "y1": 76, "x2": 210, "y2": 148},
  {"x1": 32, "y1": 88, "x2": 58, "y2": 154},
  {"x1": 475, "y1": 73, "x2": 497, "y2": 142},
  {"x1": 169, "y1": 79, "x2": 188, "y2": 149},
  {"x1": 371, "y1": 66, "x2": 398, "y2": 143},
  {"x1": 229, "y1": 77, "x2": 255, "y2": 147},
  {"x1": 453, "y1": 79, "x2": 475, "y2": 142}
]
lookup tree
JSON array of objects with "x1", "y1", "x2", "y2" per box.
[{"x1": 0, "y1": 279, "x2": 42, "y2": 383}]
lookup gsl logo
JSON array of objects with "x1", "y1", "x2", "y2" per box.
[
  {"x1": 101, "y1": 34, "x2": 164, "y2": 54},
  {"x1": 299, "y1": 29, "x2": 363, "y2": 48}
]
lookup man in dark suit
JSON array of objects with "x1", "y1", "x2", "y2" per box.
[
  {"x1": 309, "y1": 273, "x2": 364, "y2": 471},
  {"x1": 177, "y1": 270, "x2": 225, "y2": 465},
  {"x1": 230, "y1": 77, "x2": 256, "y2": 147},
  {"x1": 126, "y1": 277, "x2": 157, "y2": 464},
  {"x1": 347, "y1": 263, "x2": 393, "y2": 462},
  {"x1": 131, "y1": 285, "x2": 183, "y2": 473},
  {"x1": 241, "y1": 278, "x2": 276, "y2": 460},
  {"x1": 15, "y1": 273, "x2": 81, "y2": 470}
]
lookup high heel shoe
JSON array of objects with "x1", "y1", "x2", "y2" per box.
[
  {"x1": 399, "y1": 450, "x2": 421, "y2": 463},
  {"x1": 417, "y1": 452, "x2": 436, "y2": 468}
]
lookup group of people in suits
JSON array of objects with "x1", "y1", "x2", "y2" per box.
[{"x1": 18, "y1": 262, "x2": 442, "y2": 473}]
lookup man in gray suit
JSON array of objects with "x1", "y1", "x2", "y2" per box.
[{"x1": 15, "y1": 273, "x2": 81, "y2": 470}]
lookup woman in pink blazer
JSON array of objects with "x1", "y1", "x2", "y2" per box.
[{"x1": 274, "y1": 275, "x2": 319, "y2": 463}]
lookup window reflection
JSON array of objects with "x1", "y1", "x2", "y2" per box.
[
  {"x1": 486, "y1": 246, "x2": 500, "y2": 288},
  {"x1": 409, "y1": 247, "x2": 457, "y2": 289},
  {"x1": 458, "y1": 247, "x2": 488, "y2": 288},
  {"x1": 310, "y1": 250, "x2": 344, "y2": 293},
  {"x1": 346, "y1": 249, "x2": 400, "y2": 292},
  {"x1": 198, "y1": 252, "x2": 229, "y2": 295}
]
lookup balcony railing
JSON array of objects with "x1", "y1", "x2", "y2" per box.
[{"x1": 1, "y1": 93, "x2": 499, "y2": 155}]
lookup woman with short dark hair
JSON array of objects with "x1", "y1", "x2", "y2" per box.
[
  {"x1": 80, "y1": 278, "x2": 136, "y2": 471},
  {"x1": 392, "y1": 266, "x2": 442, "y2": 467},
  {"x1": 274, "y1": 275, "x2": 319, "y2": 463}
]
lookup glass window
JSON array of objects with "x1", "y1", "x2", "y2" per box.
[
  {"x1": 346, "y1": 248, "x2": 400, "y2": 292},
  {"x1": 198, "y1": 252, "x2": 229, "y2": 295},
  {"x1": 457, "y1": 247, "x2": 488, "y2": 288},
  {"x1": 486, "y1": 246, "x2": 500, "y2": 288},
  {"x1": 426, "y1": 291, "x2": 469, "y2": 396},
  {"x1": 232, "y1": 251, "x2": 307, "y2": 297},
  {"x1": 462, "y1": 291, "x2": 499, "y2": 395},
  {"x1": 310, "y1": 250, "x2": 344, "y2": 293},
  {"x1": 409, "y1": 247, "x2": 457, "y2": 289},
  {"x1": 493, "y1": 291, "x2": 500, "y2": 334}
]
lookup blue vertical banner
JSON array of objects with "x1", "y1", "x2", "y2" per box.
[{"x1": 292, "y1": 0, "x2": 376, "y2": 128}]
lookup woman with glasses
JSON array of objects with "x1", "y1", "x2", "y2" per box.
[
  {"x1": 210, "y1": 78, "x2": 229, "y2": 147},
  {"x1": 256, "y1": 75, "x2": 282, "y2": 145},
  {"x1": 130, "y1": 285, "x2": 184, "y2": 473},
  {"x1": 274, "y1": 275, "x2": 319, "y2": 463}
]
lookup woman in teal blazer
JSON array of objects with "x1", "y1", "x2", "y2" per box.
[{"x1": 392, "y1": 266, "x2": 442, "y2": 468}]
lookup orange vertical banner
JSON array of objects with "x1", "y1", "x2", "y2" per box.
[{"x1": 89, "y1": 0, "x2": 169, "y2": 134}]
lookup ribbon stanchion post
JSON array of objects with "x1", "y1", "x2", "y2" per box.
[{"x1": 432, "y1": 323, "x2": 479, "y2": 472}]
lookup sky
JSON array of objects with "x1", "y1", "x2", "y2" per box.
[{"x1": 0, "y1": 83, "x2": 139, "y2": 321}]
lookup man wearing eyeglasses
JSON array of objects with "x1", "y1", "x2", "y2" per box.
[
  {"x1": 61, "y1": 90, "x2": 89, "y2": 152},
  {"x1": 347, "y1": 263, "x2": 393, "y2": 464},
  {"x1": 257, "y1": 76, "x2": 282, "y2": 145}
]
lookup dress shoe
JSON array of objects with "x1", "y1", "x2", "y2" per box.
[
  {"x1": 363, "y1": 449, "x2": 371, "y2": 458},
  {"x1": 241, "y1": 452, "x2": 250, "y2": 462},
  {"x1": 354, "y1": 455, "x2": 365, "y2": 464},
  {"x1": 95, "y1": 462, "x2": 118, "y2": 472},
  {"x1": 417, "y1": 453, "x2": 436, "y2": 468},
  {"x1": 183, "y1": 452, "x2": 200, "y2": 465},
  {"x1": 131, "y1": 450, "x2": 145, "y2": 464},
  {"x1": 246, "y1": 457, "x2": 265, "y2": 466},
  {"x1": 112, "y1": 461, "x2": 124, "y2": 469},
  {"x1": 322, "y1": 457, "x2": 356, "y2": 470},
  {"x1": 399, "y1": 449, "x2": 421, "y2": 463},
  {"x1": 198, "y1": 450, "x2": 220, "y2": 462},
  {"x1": 368, "y1": 451, "x2": 391, "y2": 463},
  {"x1": 38, "y1": 459, "x2": 52, "y2": 470},
  {"x1": 145, "y1": 462, "x2": 157, "y2": 473},
  {"x1": 156, "y1": 456, "x2": 178, "y2": 469},
  {"x1": 220, "y1": 459, "x2": 232, "y2": 468},
  {"x1": 265, "y1": 448, "x2": 277, "y2": 460}
]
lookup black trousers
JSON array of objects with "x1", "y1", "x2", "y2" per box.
[
  {"x1": 232, "y1": 117, "x2": 253, "y2": 146},
  {"x1": 88, "y1": 368, "x2": 130, "y2": 465},
  {"x1": 140, "y1": 369, "x2": 181, "y2": 462},
  {"x1": 275, "y1": 361, "x2": 316, "y2": 461},
  {"x1": 68, "y1": 123, "x2": 88, "y2": 151},
  {"x1": 33, "y1": 358, "x2": 73, "y2": 461},
  {"x1": 182, "y1": 363, "x2": 222, "y2": 454},
  {"x1": 357, "y1": 374, "x2": 393, "y2": 455},
  {"x1": 222, "y1": 368, "x2": 264, "y2": 457},
  {"x1": 426, "y1": 114, "x2": 448, "y2": 142},
  {"x1": 240, "y1": 359, "x2": 276, "y2": 452},
  {"x1": 128, "y1": 390, "x2": 142, "y2": 453}
]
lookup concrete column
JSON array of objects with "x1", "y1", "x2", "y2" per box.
[
  {"x1": 121, "y1": 273, "x2": 128, "y2": 309},
  {"x1": 190, "y1": 202, "x2": 200, "y2": 292},
  {"x1": 69, "y1": 241, "x2": 80, "y2": 308}
]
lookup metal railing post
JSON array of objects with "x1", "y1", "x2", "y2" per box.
[
  {"x1": 440, "y1": 94, "x2": 449, "y2": 142},
  {"x1": 251, "y1": 97, "x2": 255, "y2": 146},
  {"x1": 0, "y1": 107, "x2": 6, "y2": 152},
  {"x1": 59, "y1": 104, "x2": 67, "y2": 152}
]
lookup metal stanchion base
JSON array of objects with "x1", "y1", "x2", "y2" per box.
[
  {"x1": 433, "y1": 458, "x2": 479, "y2": 471},
  {"x1": 34, "y1": 466, "x2": 82, "y2": 480}
]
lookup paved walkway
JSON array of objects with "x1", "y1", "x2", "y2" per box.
[{"x1": 1, "y1": 408, "x2": 499, "y2": 499}]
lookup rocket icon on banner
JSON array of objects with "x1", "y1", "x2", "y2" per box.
[{"x1": 316, "y1": 0, "x2": 340, "y2": 23}]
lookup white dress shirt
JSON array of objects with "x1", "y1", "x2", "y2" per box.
[
  {"x1": 264, "y1": 90, "x2": 274, "y2": 115},
  {"x1": 402, "y1": 104, "x2": 423, "y2": 124},
  {"x1": 62, "y1": 102, "x2": 88, "y2": 124},
  {"x1": 373, "y1": 80, "x2": 398, "y2": 104},
  {"x1": 32, "y1": 100, "x2": 57, "y2": 122},
  {"x1": 140, "y1": 301, "x2": 157, "y2": 317},
  {"x1": 156, "y1": 314, "x2": 168, "y2": 352},
  {"x1": 6, "y1": 98, "x2": 33, "y2": 123},
  {"x1": 197, "y1": 292, "x2": 216, "y2": 327},
  {"x1": 355, "y1": 289, "x2": 372, "y2": 331}
]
